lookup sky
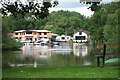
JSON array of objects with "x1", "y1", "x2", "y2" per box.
[
  {"x1": 49, "y1": 0, "x2": 115, "y2": 17},
  {"x1": 49, "y1": 2, "x2": 94, "y2": 17}
]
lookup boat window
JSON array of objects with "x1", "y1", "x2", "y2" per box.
[{"x1": 15, "y1": 37, "x2": 18, "y2": 39}]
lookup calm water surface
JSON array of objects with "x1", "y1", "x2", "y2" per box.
[{"x1": 2, "y1": 43, "x2": 97, "y2": 68}]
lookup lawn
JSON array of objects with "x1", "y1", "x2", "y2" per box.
[{"x1": 2, "y1": 62, "x2": 119, "y2": 78}]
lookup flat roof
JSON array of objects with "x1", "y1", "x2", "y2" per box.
[
  {"x1": 31, "y1": 30, "x2": 51, "y2": 32},
  {"x1": 52, "y1": 33, "x2": 59, "y2": 36},
  {"x1": 14, "y1": 30, "x2": 26, "y2": 33},
  {"x1": 14, "y1": 30, "x2": 52, "y2": 33}
]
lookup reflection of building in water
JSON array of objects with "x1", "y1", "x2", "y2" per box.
[
  {"x1": 23, "y1": 45, "x2": 51, "y2": 59},
  {"x1": 50, "y1": 46, "x2": 72, "y2": 55},
  {"x1": 22, "y1": 45, "x2": 51, "y2": 67},
  {"x1": 73, "y1": 43, "x2": 88, "y2": 57}
]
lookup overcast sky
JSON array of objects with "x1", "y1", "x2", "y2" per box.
[
  {"x1": 49, "y1": 2, "x2": 94, "y2": 17},
  {"x1": 49, "y1": 0, "x2": 115, "y2": 17}
]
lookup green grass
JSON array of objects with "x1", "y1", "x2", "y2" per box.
[{"x1": 2, "y1": 62, "x2": 119, "y2": 78}]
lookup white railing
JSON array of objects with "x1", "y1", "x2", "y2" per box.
[{"x1": 25, "y1": 34, "x2": 33, "y2": 37}]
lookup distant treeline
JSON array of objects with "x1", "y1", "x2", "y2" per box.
[{"x1": 2, "y1": 10, "x2": 89, "y2": 35}]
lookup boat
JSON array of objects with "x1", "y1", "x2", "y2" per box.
[
  {"x1": 34, "y1": 40, "x2": 43, "y2": 45},
  {"x1": 51, "y1": 42, "x2": 59, "y2": 45}
]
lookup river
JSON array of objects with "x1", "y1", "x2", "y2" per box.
[{"x1": 2, "y1": 43, "x2": 97, "y2": 68}]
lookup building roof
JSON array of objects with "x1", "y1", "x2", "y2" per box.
[
  {"x1": 76, "y1": 30, "x2": 90, "y2": 35},
  {"x1": 14, "y1": 30, "x2": 52, "y2": 33},
  {"x1": 31, "y1": 30, "x2": 51, "y2": 32},
  {"x1": 14, "y1": 30, "x2": 26, "y2": 33},
  {"x1": 52, "y1": 33, "x2": 59, "y2": 36}
]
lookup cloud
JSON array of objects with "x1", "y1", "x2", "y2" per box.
[{"x1": 49, "y1": 7, "x2": 94, "y2": 17}]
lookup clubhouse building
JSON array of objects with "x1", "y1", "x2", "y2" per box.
[{"x1": 13, "y1": 30, "x2": 52, "y2": 43}]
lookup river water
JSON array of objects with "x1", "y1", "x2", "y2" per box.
[{"x1": 2, "y1": 43, "x2": 97, "y2": 68}]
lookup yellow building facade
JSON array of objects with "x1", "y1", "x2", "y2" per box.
[{"x1": 13, "y1": 30, "x2": 52, "y2": 43}]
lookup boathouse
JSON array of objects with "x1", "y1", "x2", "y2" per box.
[{"x1": 73, "y1": 30, "x2": 90, "y2": 43}]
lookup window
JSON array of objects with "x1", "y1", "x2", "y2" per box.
[
  {"x1": 26, "y1": 31, "x2": 32, "y2": 34},
  {"x1": 62, "y1": 37, "x2": 65, "y2": 40},
  {"x1": 19, "y1": 37, "x2": 21, "y2": 40},
  {"x1": 44, "y1": 33, "x2": 47, "y2": 35},
  {"x1": 75, "y1": 36, "x2": 86, "y2": 40},
  {"x1": 79, "y1": 32, "x2": 82, "y2": 35},
  {"x1": 44, "y1": 37, "x2": 47, "y2": 39},
  {"x1": 15, "y1": 33, "x2": 18, "y2": 35},
  {"x1": 39, "y1": 32, "x2": 41, "y2": 35},
  {"x1": 35, "y1": 38, "x2": 37, "y2": 41}
]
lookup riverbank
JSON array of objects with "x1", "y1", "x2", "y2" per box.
[{"x1": 2, "y1": 62, "x2": 119, "y2": 78}]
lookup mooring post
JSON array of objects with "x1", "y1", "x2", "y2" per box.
[
  {"x1": 102, "y1": 44, "x2": 106, "y2": 67},
  {"x1": 97, "y1": 57, "x2": 100, "y2": 67}
]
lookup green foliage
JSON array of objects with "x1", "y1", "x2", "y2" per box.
[
  {"x1": 88, "y1": 2, "x2": 120, "y2": 44},
  {"x1": 1, "y1": 0, "x2": 58, "y2": 19},
  {"x1": 6, "y1": 10, "x2": 89, "y2": 35},
  {"x1": 42, "y1": 10, "x2": 88, "y2": 35},
  {"x1": 2, "y1": 16, "x2": 22, "y2": 49}
]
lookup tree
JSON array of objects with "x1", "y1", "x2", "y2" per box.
[
  {"x1": 88, "y1": 2, "x2": 120, "y2": 44},
  {"x1": 0, "y1": 0, "x2": 58, "y2": 19},
  {"x1": 80, "y1": 0, "x2": 102, "y2": 11}
]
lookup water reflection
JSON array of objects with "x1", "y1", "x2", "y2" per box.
[
  {"x1": 73, "y1": 43, "x2": 88, "y2": 57},
  {"x1": 22, "y1": 45, "x2": 51, "y2": 59},
  {"x1": 2, "y1": 44, "x2": 96, "y2": 68}
]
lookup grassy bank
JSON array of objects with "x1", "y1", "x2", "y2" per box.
[{"x1": 2, "y1": 62, "x2": 119, "y2": 78}]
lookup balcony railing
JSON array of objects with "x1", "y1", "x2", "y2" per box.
[{"x1": 25, "y1": 34, "x2": 33, "y2": 37}]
